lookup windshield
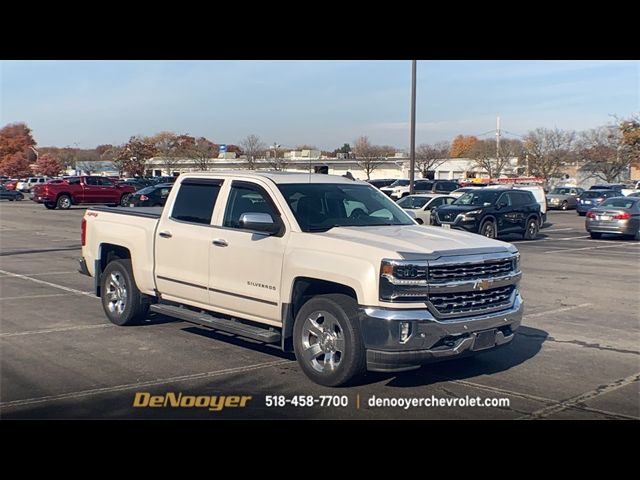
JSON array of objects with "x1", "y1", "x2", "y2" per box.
[
  {"x1": 388, "y1": 179, "x2": 409, "y2": 187},
  {"x1": 600, "y1": 198, "x2": 637, "y2": 209},
  {"x1": 551, "y1": 188, "x2": 571, "y2": 195},
  {"x1": 278, "y1": 183, "x2": 414, "y2": 232},
  {"x1": 397, "y1": 196, "x2": 431, "y2": 209},
  {"x1": 453, "y1": 190, "x2": 501, "y2": 206},
  {"x1": 582, "y1": 191, "x2": 608, "y2": 199}
]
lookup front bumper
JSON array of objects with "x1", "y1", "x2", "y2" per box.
[
  {"x1": 31, "y1": 195, "x2": 54, "y2": 204},
  {"x1": 360, "y1": 293, "x2": 523, "y2": 372}
]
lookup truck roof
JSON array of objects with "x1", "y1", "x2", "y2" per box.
[{"x1": 179, "y1": 171, "x2": 364, "y2": 185}]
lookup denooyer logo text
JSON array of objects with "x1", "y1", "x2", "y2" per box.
[{"x1": 133, "y1": 392, "x2": 252, "y2": 412}]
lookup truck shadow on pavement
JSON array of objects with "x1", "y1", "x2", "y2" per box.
[{"x1": 362, "y1": 325, "x2": 548, "y2": 388}]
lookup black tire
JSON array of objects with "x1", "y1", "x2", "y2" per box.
[
  {"x1": 561, "y1": 201, "x2": 568, "y2": 210},
  {"x1": 8, "y1": 198, "x2": 14, "y2": 202},
  {"x1": 634, "y1": 230, "x2": 640, "y2": 241},
  {"x1": 56, "y1": 194, "x2": 71, "y2": 210},
  {"x1": 415, "y1": 218, "x2": 424, "y2": 225},
  {"x1": 480, "y1": 220, "x2": 497, "y2": 239},
  {"x1": 590, "y1": 232, "x2": 602, "y2": 239},
  {"x1": 578, "y1": 212, "x2": 586, "y2": 217},
  {"x1": 523, "y1": 217, "x2": 539, "y2": 240},
  {"x1": 293, "y1": 294, "x2": 366, "y2": 387},
  {"x1": 44, "y1": 202, "x2": 56, "y2": 210},
  {"x1": 101, "y1": 259, "x2": 149, "y2": 326},
  {"x1": 119, "y1": 194, "x2": 131, "y2": 207}
]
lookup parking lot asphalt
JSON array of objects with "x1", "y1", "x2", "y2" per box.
[{"x1": 1, "y1": 200, "x2": 639, "y2": 419}]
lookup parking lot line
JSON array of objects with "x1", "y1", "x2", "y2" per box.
[
  {"x1": 0, "y1": 324, "x2": 113, "y2": 338},
  {"x1": 19, "y1": 271, "x2": 79, "y2": 277},
  {"x1": 540, "y1": 228, "x2": 574, "y2": 232},
  {"x1": 0, "y1": 269, "x2": 94, "y2": 297},
  {"x1": 0, "y1": 293, "x2": 75, "y2": 301},
  {"x1": 519, "y1": 372, "x2": 640, "y2": 419},
  {"x1": 544, "y1": 243, "x2": 640, "y2": 254},
  {"x1": 0, "y1": 359, "x2": 292, "y2": 409},
  {"x1": 524, "y1": 303, "x2": 593, "y2": 319}
]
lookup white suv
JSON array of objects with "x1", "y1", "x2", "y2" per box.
[{"x1": 17, "y1": 177, "x2": 48, "y2": 192}]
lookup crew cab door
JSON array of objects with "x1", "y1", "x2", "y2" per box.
[
  {"x1": 208, "y1": 180, "x2": 288, "y2": 323},
  {"x1": 82, "y1": 177, "x2": 102, "y2": 203},
  {"x1": 495, "y1": 192, "x2": 521, "y2": 234},
  {"x1": 154, "y1": 178, "x2": 223, "y2": 305}
]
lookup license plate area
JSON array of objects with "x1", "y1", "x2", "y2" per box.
[
  {"x1": 442, "y1": 223, "x2": 451, "y2": 229},
  {"x1": 597, "y1": 215, "x2": 611, "y2": 221},
  {"x1": 472, "y1": 329, "x2": 497, "y2": 351}
]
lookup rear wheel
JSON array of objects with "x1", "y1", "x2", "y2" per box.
[
  {"x1": 480, "y1": 220, "x2": 496, "y2": 239},
  {"x1": 590, "y1": 232, "x2": 602, "y2": 239},
  {"x1": 119, "y1": 194, "x2": 131, "y2": 207},
  {"x1": 101, "y1": 259, "x2": 149, "y2": 326},
  {"x1": 44, "y1": 202, "x2": 56, "y2": 210},
  {"x1": 523, "y1": 218, "x2": 539, "y2": 240},
  {"x1": 56, "y1": 194, "x2": 71, "y2": 210},
  {"x1": 293, "y1": 294, "x2": 366, "y2": 387}
]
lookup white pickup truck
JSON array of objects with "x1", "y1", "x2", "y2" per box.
[{"x1": 80, "y1": 172, "x2": 523, "y2": 386}]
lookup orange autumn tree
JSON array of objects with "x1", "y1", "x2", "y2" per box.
[{"x1": 450, "y1": 135, "x2": 479, "y2": 158}]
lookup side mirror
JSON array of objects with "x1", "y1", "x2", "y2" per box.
[
  {"x1": 496, "y1": 202, "x2": 507, "y2": 209},
  {"x1": 239, "y1": 212, "x2": 281, "y2": 235}
]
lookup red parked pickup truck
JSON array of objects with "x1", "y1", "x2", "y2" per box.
[{"x1": 32, "y1": 176, "x2": 136, "y2": 210}]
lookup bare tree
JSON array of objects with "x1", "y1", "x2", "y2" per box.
[
  {"x1": 578, "y1": 125, "x2": 634, "y2": 183},
  {"x1": 240, "y1": 134, "x2": 266, "y2": 170},
  {"x1": 149, "y1": 131, "x2": 182, "y2": 175},
  {"x1": 470, "y1": 138, "x2": 522, "y2": 178},
  {"x1": 353, "y1": 136, "x2": 388, "y2": 180},
  {"x1": 416, "y1": 141, "x2": 449, "y2": 178},
  {"x1": 190, "y1": 137, "x2": 218, "y2": 171},
  {"x1": 523, "y1": 128, "x2": 576, "y2": 181},
  {"x1": 267, "y1": 144, "x2": 288, "y2": 171}
]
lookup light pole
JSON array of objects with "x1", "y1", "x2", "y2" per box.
[
  {"x1": 409, "y1": 60, "x2": 417, "y2": 195},
  {"x1": 271, "y1": 143, "x2": 281, "y2": 170}
]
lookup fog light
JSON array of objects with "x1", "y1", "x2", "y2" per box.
[{"x1": 399, "y1": 322, "x2": 412, "y2": 343}]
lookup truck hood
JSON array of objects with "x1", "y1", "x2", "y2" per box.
[{"x1": 316, "y1": 224, "x2": 514, "y2": 257}]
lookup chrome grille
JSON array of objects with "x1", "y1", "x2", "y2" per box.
[
  {"x1": 429, "y1": 258, "x2": 514, "y2": 281},
  {"x1": 428, "y1": 285, "x2": 515, "y2": 317}
]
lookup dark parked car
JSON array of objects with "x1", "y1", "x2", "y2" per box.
[
  {"x1": 0, "y1": 185, "x2": 24, "y2": 201},
  {"x1": 432, "y1": 188, "x2": 541, "y2": 239},
  {"x1": 127, "y1": 183, "x2": 173, "y2": 207},
  {"x1": 588, "y1": 184, "x2": 625, "y2": 194},
  {"x1": 585, "y1": 196, "x2": 640, "y2": 240},
  {"x1": 576, "y1": 190, "x2": 620, "y2": 216},
  {"x1": 368, "y1": 178, "x2": 397, "y2": 189}
]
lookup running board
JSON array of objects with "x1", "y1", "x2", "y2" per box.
[{"x1": 150, "y1": 304, "x2": 281, "y2": 344}]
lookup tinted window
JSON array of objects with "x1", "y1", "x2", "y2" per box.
[
  {"x1": 454, "y1": 190, "x2": 501, "y2": 206},
  {"x1": 582, "y1": 191, "x2": 608, "y2": 199},
  {"x1": 414, "y1": 181, "x2": 433, "y2": 191},
  {"x1": 398, "y1": 196, "x2": 431, "y2": 209},
  {"x1": 437, "y1": 182, "x2": 457, "y2": 192},
  {"x1": 600, "y1": 198, "x2": 638, "y2": 209},
  {"x1": 223, "y1": 183, "x2": 280, "y2": 229},
  {"x1": 278, "y1": 183, "x2": 413, "y2": 232},
  {"x1": 85, "y1": 177, "x2": 99, "y2": 186},
  {"x1": 388, "y1": 180, "x2": 409, "y2": 187},
  {"x1": 98, "y1": 178, "x2": 114, "y2": 186},
  {"x1": 171, "y1": 181, "x2": 221, "y2": 225}
]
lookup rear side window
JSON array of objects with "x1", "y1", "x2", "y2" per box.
[{"x1": 171, "y1": 180, "x2": 222, "y2": 225}]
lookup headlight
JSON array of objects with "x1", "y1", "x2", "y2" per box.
[
  {"x1": 512, "y1": 253, "x2": 521, "y2": 272},
  {"x1": 464, "y1": 209, "x2": 482, "y2": 216},
  {"x1": 380, "y1": 259, "x2": 428, "y2": 302}
]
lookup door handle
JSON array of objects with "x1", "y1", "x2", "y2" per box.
[
  {"x1": 212, "y1": 238, "x2": 228, "y2": 247},
  {"x1": 158, "y1": 231, "x2": 172, "y2": 238}
]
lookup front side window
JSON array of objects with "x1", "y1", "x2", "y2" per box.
[
  {"x1": 397, "y1": 196, "x2": 431, "y2": 209},
  {"x1": 278, "y1": 183, "x2": 413, "y2": 232},
  {"x1": 223, "y1": 183, "x2": 280, "y2": 230},
  {"x1": 171, "y1": 180, "x2": 221, "y2": 225}
]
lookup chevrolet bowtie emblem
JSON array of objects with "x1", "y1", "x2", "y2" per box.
[{"x1": 474, "y1": 279, "x2": 491, "y2": 290}]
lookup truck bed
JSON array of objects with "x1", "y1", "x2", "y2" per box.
[{"x1": 89, "y1": 206, "x2": 163, "y2": 219}]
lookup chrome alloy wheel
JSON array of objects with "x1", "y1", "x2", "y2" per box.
[
  {"x1": 301, "y1": 311, "x2": 345, "y2": 374},
  {"x1": 106, "y1": 271, "x2": 128, "y2": 315}
]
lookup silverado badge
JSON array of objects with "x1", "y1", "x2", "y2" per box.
[{"x1": 474, "y1": 279, "x2": 491, "y2": 291}]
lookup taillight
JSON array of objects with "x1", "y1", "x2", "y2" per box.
[
  {"x1": 586, "y1": 211, "x2": 596, "y2": 219},
  {"x1": 613, "y1": 211, "x2": 631, "y2": 220},
  {"x1": 596, "y1": 197, "x2": 604, "y2": 203},
  {"x1": 81, "y1": 218, "x2": 87, "y2": 246},
  {"x1": 139, "y1": 195, "x2": 148, "y2": 201}
]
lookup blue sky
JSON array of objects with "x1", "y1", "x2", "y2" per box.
[{"x1": 1, "y1": 60, "x2": 638, "y2": 150}]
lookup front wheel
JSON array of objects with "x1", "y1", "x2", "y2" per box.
[
  {"x1": 44, "y1": 202, "x2": 56, "y2": 210},
  {"x1": 101, "y1": 259, "x2": 149, "y2": 326},
  {"x1": 523, "y1": 218, "x2": 539, "y2": 240},
  {"x1": 480, "y1": 220, "x2": 497, "y2": 239},
  {"x1": 293, "y1": 294, "x2": 366, "y2": 387}
]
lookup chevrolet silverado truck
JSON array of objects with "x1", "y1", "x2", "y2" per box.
[
  {"x1": 79, "y1": 172, "x2": 523, "y2": 386},
  {"x1": 32, "y1": 176, "x2": 136, "y2": 210}
]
